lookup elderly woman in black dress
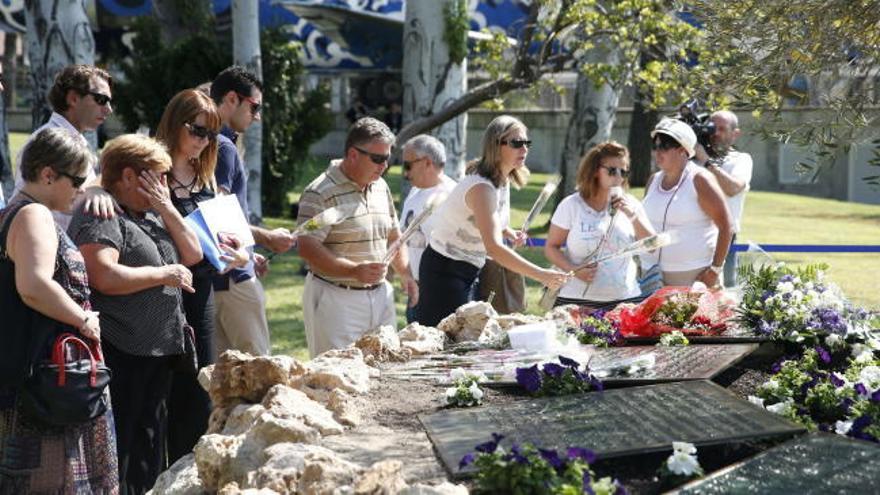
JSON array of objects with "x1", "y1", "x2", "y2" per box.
[
  {"x1": 69, "y1": 134, "x2": 202, "y2": 494},
  {"x1": 0, "y1": 127, "x2": 118, "y2": 492}
]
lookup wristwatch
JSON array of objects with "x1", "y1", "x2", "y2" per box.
[{"x1": 708, "y1": 264, "x2": 723, "y2": 275}]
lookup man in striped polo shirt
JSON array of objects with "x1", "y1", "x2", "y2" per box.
[{"x1": 297, "y1": 117, "x2": 418, "y2": 357}]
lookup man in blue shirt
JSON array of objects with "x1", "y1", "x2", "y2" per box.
[{"x1": 209, "y1": 66, "x2": 295, "y2": 356}]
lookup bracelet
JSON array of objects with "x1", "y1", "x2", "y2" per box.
[{"x1": 79, "y1": 312, "x2": 95, "y2": 331}]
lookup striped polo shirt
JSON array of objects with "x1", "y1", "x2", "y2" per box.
[{"x1": 297, "y1": 160, "x2": 399, "y2": 287}]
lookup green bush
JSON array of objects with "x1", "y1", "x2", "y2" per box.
[
  {"x1": 112, "y1": 17, "x2": 230, "y2": 132},
  {"x1": 260, "y1": 28, "x2": 333, "y2": 217}
]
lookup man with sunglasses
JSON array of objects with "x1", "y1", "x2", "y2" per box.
[
  {"x1": 209, "y1": 66, "x2": 295, "y2": 356},
  {"x1": 400, "y1": 134, "x2": 456, "y2": 322},
  {"x1": 12, "y1": 64, "x2": 116, "y2": 228},
  {"x1": 298, "y1": 117, "x2": 418, "y2": 358},
  {"x1": 693, "y1": 110, "x2": 753, "y2": 287}
]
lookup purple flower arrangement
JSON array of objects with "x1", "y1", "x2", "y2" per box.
[
  {"x1": 460, "y1": 433, "x2": 628, "y2": 494},
  {"x1": 568, "y1": 310, "x2": 622, "y2": 347},
  {"x1": 516, "y1": 355, "x2": 603, "y2": 396}
]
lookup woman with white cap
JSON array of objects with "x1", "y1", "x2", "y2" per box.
[{"x1": 642, "y1": 118, "x2": 732, "y2": 288}]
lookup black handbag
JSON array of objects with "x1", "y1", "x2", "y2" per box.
[{"x1": 19, "y1": 332, "x2": 111, "y2": 426}]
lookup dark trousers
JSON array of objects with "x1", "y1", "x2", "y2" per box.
[
  {"x1": 416, "y1": 245, "x2": 480, "y2": 327},
  {"x1": 104, "y1": 342, "x2": 174, "y2": 495},
  {"x1": 167, "y1": 274, "x2": 215, "y2": 465}
]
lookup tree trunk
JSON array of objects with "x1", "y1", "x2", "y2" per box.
[
  {"x1": 0, "y1": 71, "x2": 11, "y2": 202},
  {"x1": 3, "y1": 34, "x2": 18, "y2": 110},
  {"x1": 627, "y1": 90, "x2": 659, "y2": 188},
  {"x1": 401, "y1": 0, "x2": 468, "y2": 180},
  {"x1": 559, "y1": 47, "x2": 621, "y2": 196},
  {"x1": 24, "y1": 0, "x2": 95, "y2": 145},
  {"x1": 153, "y1": 0, "x2": 212, "y2": 46},
  {"x1": 232, "y1": 0, "x2": 263, "y2": 223}
]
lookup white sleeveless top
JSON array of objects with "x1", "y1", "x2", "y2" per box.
[
  {"x1": 642, "y1": 162, "x2": 717, "y2": 271},
  {"x1": 430, "y1": 174, "x2": 506, "y2": 268}
]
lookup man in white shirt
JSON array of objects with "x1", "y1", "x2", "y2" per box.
[
  {"x1": 695, "y1": 110, "x2": 753, "y2": 287},
  {"x1": 12, "y1": 64, "x2": 115, "y2": 227},
  {"x1": 400, "y1": 134, "x2": 456, "y2": 321}
]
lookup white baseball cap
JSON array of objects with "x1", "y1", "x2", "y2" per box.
[{"x1": 651, "y1": 118, "x2": 697, "y2": 158}]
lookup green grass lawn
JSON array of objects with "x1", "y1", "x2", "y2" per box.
[{"x1": 8, "y1": 133, "x2": 878, "y2": 359}]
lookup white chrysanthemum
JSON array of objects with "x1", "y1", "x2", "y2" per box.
[
  {"x1": 473, "y1": 371, "x2": 488, "y2": 383},
  {"x1": 672, "y1": 442, "x2": 697, "y2": 455},
  {"x1": 766, "y1": 400, "x2": 793, "y2": 415},
  {"x1": 667, "y1": 451, "x2": 701, "y2": 476},
  {"x1": 825, "y1": 333, "x2": 843, "y2": 348},
  {"x1": 747, "y1": 395, "x2": 765, "y2": 408},
  {"x1": 445, "y1": 387, "x2": 457, "y2": 399},
  {"x1": 858, "y1": 366, "x2": 880, "y2": 392},
  {"x1": 852, "y1": 344, "x2": 875, "y2": 363},
  {"x1": 835, "y1": 420, "x2": 853, "y2": 436},
  {"x1": 450, "y1": 368, "x2": 466, "y2": 382},
  {"x1": 468, "y1": 382, "x2": 484, "y2": 401},
  {"x1": 761, "y1": 379, "x2": 780, "y2": 392},
  {"x1": 777, "y1": 281, "x2": 795, "y2": 294}
]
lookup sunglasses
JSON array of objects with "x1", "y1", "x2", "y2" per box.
[
  {"x1": 88, "y1": 91, "x2": 112, "y2": 106},
  {"x1": 185, "y1": 122, "x2": 218, "y2": 141},
  {"x1": 499, "y1": 139, "x2": 532, "y2": 149},
  {"x1": 600, "y1": 165, "x2": 630, "y2": 179},
  {"x1": 402, "y1": 157, "x2": 426, "y2": 171},
  {"x1": 236, "y1": 92, "x2": 262, "y2": 116},
  {"x1": 652, "y1": 136, "x2": 680, "y2": 151},
  {"x1": 58, "y1": 170, "x2": 88, "y2": 188},
  {"x1": 353, "y1": 146, "x2": 390, "y2": 165}
]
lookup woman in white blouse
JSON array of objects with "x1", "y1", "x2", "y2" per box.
[{"x1": 545, "y1": 141, "x2": 655, "y2": 308}]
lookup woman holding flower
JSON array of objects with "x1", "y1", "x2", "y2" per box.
[
  {"x1": 544, "y1": 141, "x2": 654, "y2": 308},
  {"x1": 416, "y1": 115, "x2": 569, "y2": 326}
]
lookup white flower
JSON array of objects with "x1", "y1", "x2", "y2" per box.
[
  {"x1": 852, "y1": 344, "x2": 875, "y2": 363},
  {"x1": 858, "y1": 366, "x2": 880, "y2": 392},
  {"x1": 766, "y1": 400, "x2": 793, "y2": 416},
  {"x1": 825, "y1": 333, "x2": 843, "y2": 348},
  {"x1": 777, "y1": 281, "x2": 795, "y2": 294},
  {"x1": 761, "y1": 380, "x2": 780, "y2": 392},
  {"x1": 747, "y1": 395, "x2": 765, "y2": 408},
  {"x1": 445, "y1": 387, "x2": 457, "y2": 399},
  {"x1": 473, "y1": 371, "x2": 488, "y2": 383},
  {"x1": 672, "y1": 441, "x2": 697, "y2": 455},
  {"x1": 468, "y1": 382, "x2": 484, "y2": 401},
  {"x1": 835, "y1": 420, "x2": 853, "y2": 436},
  {"x1": 666, "y1": 451, "x2": 701, "y2": 476},
  {"x1": 450, "y1": 368, "x2": 466, "y2": 382}
]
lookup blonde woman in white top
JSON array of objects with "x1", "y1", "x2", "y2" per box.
[
  {"x1": 642, "y1": 118, "x2": 732, "y2": 288},
  {"x1": 416, "y1": 115, "x2": 569, "y2": 326},
  {"x1": 545, "y1": 142, "x2": 654, "y2": 308}
]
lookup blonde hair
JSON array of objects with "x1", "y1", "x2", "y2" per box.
[
  {"x1": 101, "y1": 134, "x2": 172, "y2": 191},
  {"x1": 155, "y1": 89, "x2": 221, "y2": 190},
  {"x1": 466, "y1": 115, "x2": 530, "y2": 188},
  {"x1": 576, "y1": 141, "x2": 630, "y2": 201}
]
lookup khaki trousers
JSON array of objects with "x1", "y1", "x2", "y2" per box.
[
  {"x1": 214, "y1": 276, "x2": 270, "y2": 356},
  {"x1": 303, "y1": 272, "x2": 396, "y2": 358}
]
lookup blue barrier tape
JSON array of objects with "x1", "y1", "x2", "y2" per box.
[{"x1": 524, "y1": 238, "x2": 880, "y2": 253}]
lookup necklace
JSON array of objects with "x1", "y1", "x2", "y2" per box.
[{"x1": 170, "y1": 172, "x2": 198, "y2": 193}]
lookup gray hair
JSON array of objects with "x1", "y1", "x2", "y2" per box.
[
  {"x1": 344, "y1": 117, "x2": 396, "y2": 152},
  {"x1": 20, "y1": 127, "x2": 93, "y2": 182},
  {"x1": 403, "y1": 134, "x2": 446, "y2": 168},
  {"x1": 711, "y1": 110, "x2": 739, "y2": 130}
]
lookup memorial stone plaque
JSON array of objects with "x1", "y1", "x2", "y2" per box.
[
  {"x1": 675, "y1": 434, "x2": 880, "y2": 494},
  {"x1": 592, "y1": 344, "x2": 758, "y2": 385},
  {"x1": 420, "y1": 380, "x2": 804, "y2": 478}
]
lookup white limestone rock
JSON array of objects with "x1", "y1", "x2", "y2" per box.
[
  {"x1": 208, "y1": 351, "x2": 306, "y2": 406},
  {"x1": 397, "y1": 483, "x2": 470, "y2": 495},
  {"x1": 148, "y1": 454, "x2": 206, "y2": 495},
  {"x1": 293, "y1": 348, "x2": 376, "y2": 396},
  {"x1": 193, "y1": 433, "x2": 244, "y2": 492},
  {"x1": 355, "y1": 325, "x2": 412, "y2": 364},
  {"x1": 261, "y1": 384, "x2": 344, "y2": 436},
  {"x1": 249, "y1": 443, "x2": 361, "y2": 494},
  {"x1": 398, "y1": 323, "x2": 446, "y2": 355}
]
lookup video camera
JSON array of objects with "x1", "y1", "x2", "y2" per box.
[{"x1": 675, "y1": 100, "x2": 719, "y2": 160}]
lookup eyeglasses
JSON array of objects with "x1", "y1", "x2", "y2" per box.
[
  {"x1": 402, "y1": 157, "x2": 426, "y2": 172},
  {"x1": 236, "y1": 92, "x2": 262, "y2": 116},
  {"x1": 499, "y1": 139, "x2": 532, "y2": 149},
  {"x1": 88, "y1": 91, "x2": 112, "y2": 106},
  {"x1": 600, "y1": 165, "x2": 630, "y2": 179},
  {"x1": 185, "y1": 122, "x2": 218, "y2": 141},
  {"x1": 353, "y1": 146, "x2": 390, "y2": 165},
  {"x1": 58, "y1": 171, "x2": 88, "y2": 188},
  {"x1": 652, "y1": 137, "x2": 680, "y2": 151}
]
